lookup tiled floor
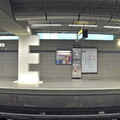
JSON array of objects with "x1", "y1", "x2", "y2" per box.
[{"x1": 0, "y1": 79, "x2": 120, "y2": 90}]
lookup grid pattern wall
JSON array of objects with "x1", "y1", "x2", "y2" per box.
[
  {"x1": 0, "y1": 40, "x2": 120, "y2": 81},
  {"x1": 0, "y1": 40, "x2": 18, "y2": 80},
  {"x1": 38, "y1": 40, "x2": 120, "y2": 81}
]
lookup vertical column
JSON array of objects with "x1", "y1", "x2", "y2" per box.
[
  {"x1": 18, "y1": 35, "x2": 40, "y2": 85},
  {"x1": 72, "y1": 48, "x2": 81, "y2": 79}
]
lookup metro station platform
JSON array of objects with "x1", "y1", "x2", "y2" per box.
[
  {"x1": 0, "y1": 79, "x2": 120, "y2": 119},
  {"x1": 0, "y1": 79, "x2": 120, "y2": 94}
]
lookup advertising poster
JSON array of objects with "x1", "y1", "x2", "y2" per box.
[{"x1": 56, "y1": 51, "x2": 72, "y2": 65}]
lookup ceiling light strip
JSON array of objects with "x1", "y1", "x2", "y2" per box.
[
  {"x1": 32, "y1": 24, "x2": 62, "y2": 27},
  {"x1": 104, "y1": 26, "x2": 120, "y2": 29},
  {"x1": 68, "y1": 24, "x2": 98, "y2": 27},
  {"x1": 0, "y1": 36, "x2": 19, "y2": 40},
  {"x1": 0, "y1": 34, "x2": 114, "y2": 41}
]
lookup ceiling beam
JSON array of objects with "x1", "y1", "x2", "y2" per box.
[{"x1": 0, "y1": 0, "x2": 31, "y2": 35}]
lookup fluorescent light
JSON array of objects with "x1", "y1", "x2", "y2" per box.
[
  {"x1": 116, "y1": 38, "x2": 120, "y2": 46},
  {"x1": 38, "y1": 33, "x2": 76, "y2": 40},
  {"x1": 32, "y1": 24, "x2": 62, "y2": 27},
  {"x1": 0, "y1": 36, "x2": 19, "y2": 40},
  {"x1": 38, "y1": 33, "x2": 113, "y2": 41},
  {"x1": 104, "y1": 26, "x2": 120, "y2": 29},
  {"x1": 68, "y1": 24, "x2": 98, "y2": 27},
  {"x1": 118, "y1": 40, "x2": 120, "y2": 46},
  {"x1": 85, "y1": 34, "x2": 114, "y2": 41},
  {"x1": 0, "y1": 43, "x2": 5, "y2": 47}
]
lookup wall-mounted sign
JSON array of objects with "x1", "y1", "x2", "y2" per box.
[
  {"x1": 56, "y1": 50, "x2": 72, "y2": 65},
  {"x1": 82, "y1": 48, "x2": 97, "y2": 73}
]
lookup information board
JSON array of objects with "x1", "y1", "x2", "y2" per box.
[
  {"x1": 56, "y1": 50, "x2": 72, "y2": 65},
  {"x1": 72, "y1": 48, "x2": 81, "y2": 79},
  {"x1": 82, "y1": 48, "x2": 97, "y2": 73}
]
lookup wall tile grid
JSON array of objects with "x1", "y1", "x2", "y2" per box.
[{"x1": 0, "y1": 40, "x2": 120, "y2": 81}]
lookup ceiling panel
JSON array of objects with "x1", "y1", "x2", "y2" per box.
[
  {"x1": 28, "y1": 20, "x2": 50, "y2": 25},
  {"x1": 10, "y1": 0, "x2": 120, "y2": 34},
  {"x1": 47, "y1": 13, "x2": 78, "y2": 20},
  {"x1": 51, "y1": 20, "x2": 73, "y2": 24}
]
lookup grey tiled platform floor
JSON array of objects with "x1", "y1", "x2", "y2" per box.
[{"x1": 0, "y1": 79, "x2": 120, "y2": 90}]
